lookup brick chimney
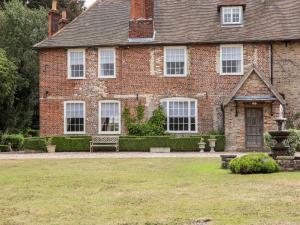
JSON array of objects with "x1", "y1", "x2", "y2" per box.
[
  {"x1": 129, "y1": 0, "x2": 154, "y2": 39},
  {"x1": 58, "y1": 9, "x2": 68, "y2": 30},
  {"x1": 48, "y1": 0, "x2": 60, "y2": 36}
]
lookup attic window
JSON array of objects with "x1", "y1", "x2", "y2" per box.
[{"x1": 221, "y1": 6, "x2": 243, "y2": 25}]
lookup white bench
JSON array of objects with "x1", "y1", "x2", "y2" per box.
[{"x1": 90, "y1": 136, "x2": 119, "y2": 152}]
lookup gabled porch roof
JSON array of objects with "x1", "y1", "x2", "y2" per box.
[{"x1": 223, "y1": 65, "x2": 286, "y2": 106}]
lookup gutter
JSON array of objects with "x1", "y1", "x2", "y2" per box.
[{"x1": 269, "y1": 41, "x2": 273, "y2": 85}]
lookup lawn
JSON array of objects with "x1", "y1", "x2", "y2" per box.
[{"x1": 0, "y1": 158, "x2": 299, "y2": 225}]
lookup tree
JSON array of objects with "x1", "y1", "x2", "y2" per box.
[
  {"x1": 0, "y1": 49, "x2": 18, "y2": 132},
  {"x1": 27, "y1": 0, "x2": 85, "y2": 21},
  {"x1": 0, "y1": 0, "x2": 48, "y2": 131},
  {"x1": 1, "y1": 0, "x2": 85, "y2": 20}
]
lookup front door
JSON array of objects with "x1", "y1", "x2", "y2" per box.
[{"x1": 245, "y1": 108, "x2": 264, "y2": 150}]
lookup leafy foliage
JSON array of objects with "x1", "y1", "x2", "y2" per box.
[
  {"x1": 286, "y1": 129, "x2": 300, "y2": 154},
  {"x1": 0, "y1": 48, "x2": 17, "y2": 110},
  {"x1": 229, "y1": 153, "x2": 279, "y2": 174},
  {"x1": 23, "y1": 137, "x2": 47, "y2": 151},
  {"x1": 123, "y1": 104, "x2": 166, "y2": 136},
  {"x1": 0, "y1": 0, "x2": 47, "y2": 132},
  {"x1": 52, "y1": 136, "x2": 91, "y2": 152},
  {"x1": 1, "y1": 133, "x2": 24, "y2": 150}
]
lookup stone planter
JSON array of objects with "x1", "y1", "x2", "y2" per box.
[
  {"x1": 150, "y1": 147, "x2": 170, "y2": 153},
  {"x1": 47, "y1": 145, "x2": 56, "y2": 153},
  {"x1": 208, "y1": 139, "x2": 217, "y2": 152},
  {"x1": 198, "y1": 142, "x2": 206, "y2": 153}
]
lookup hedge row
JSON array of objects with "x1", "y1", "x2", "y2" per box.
[
  {"x1": 1, "y1": 134, "x2": 24, "y2": 150},
  {"x1": 22, "y1": 135, "x2": 226, "y2": 152},
  {"x1": 119, "y1": 135, "x2": 225, "y2": 152},
  {"x1": 52, "y1": 136, "x2": 92, "y2": 152},
  {"x1": 0, "y1": 145, "x2": 10, "y2": 152},
  {"x1": 23, "y1": 137, "x2": 47, "y2": 152}
]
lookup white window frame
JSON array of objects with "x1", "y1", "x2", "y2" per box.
[
  {"x1": 98, "y1": 100, "x2": 121, "y2": 135},
  {"x1": 221, "y1": 6, "x2": 243, "y2": 25},
  {"x1": 67, "y1": 49, "x2": 86, "y2": 79},
  {"x1": 98, "y1": 48, "x2": 116, "y2": 79},
  {"x1": 164, "y1": 46, "x2": 187, "y2": 77},
  {"x1": 220, "y1": 44, "x2": 244, "y2": 75},
  {"x1": 64, "y1": 101, "x2": 86, "y2": 135},
  {"x1": 160, "y1": 97, "x2": 198, "y2": 134}
]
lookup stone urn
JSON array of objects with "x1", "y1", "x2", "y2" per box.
[
  {"x1": 208, "y1": 136, "x2": 217, "y2": 152},
  {"x1": 198, "y1": 139, "x2": 206, "y2": 153},
  {"x1": 47, "y1": 144, "x2": 56, "y2": 153}
]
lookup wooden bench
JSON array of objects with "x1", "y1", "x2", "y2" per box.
[{"x1": 90, "y1": 136, "x2": 119, "y2": 152}]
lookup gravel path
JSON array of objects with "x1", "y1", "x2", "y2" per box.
[{"x1": 0, "y1": 152, "x2": 247, "y2": 160}]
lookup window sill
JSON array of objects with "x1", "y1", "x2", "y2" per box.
[
  {"x1": 67, "y1": 77, "x2": 86, "y2": 80},
  {"x1": 166, "y1": 131, "x2": 198, "y2": 134},
  {"x1": 220, "y1": 73, "x2": 244, "y2": 76},
  {"x1": 99, "y1": 76, "x2": 117, "y2": 79},
  {"x1": 163, "y1": 74, "x2": 187, "y2": 78},
  {"x1": 98, "y1": 131, "x2": 121, "y2": 135},
  {"x1": 64, "y1": 132, "x2": 86, "y2": 135}
]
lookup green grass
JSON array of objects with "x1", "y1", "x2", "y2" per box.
[{"x1": 0, "y1": 158, "x2": 299, "y2": 225}]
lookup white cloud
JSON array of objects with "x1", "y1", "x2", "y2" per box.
[{"x1": 85, "y1": 0, "x2": 97, "y2": 7}]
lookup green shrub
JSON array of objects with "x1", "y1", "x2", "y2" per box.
[
  {"x1": 119, "y1": 135, "x2": 225, "y2": 152},
  {"x1": 0, "y1": 145, "x2": 10, "y2": 152},
  {"x1": 229, "y1": 154, "x2": 279, "y2": 174},
  {"x1": 23, "y1": 137, "x2": 47, "y2": 152},
  {"x1": 1, "y1": 134, "x2": 24, "y2": 150},
  {"x1": 52, "y1": 136, "x2": 91, "y2": 152},
  {"x1": 287, "y1": 129, "x2": 300, "y2": 153}
]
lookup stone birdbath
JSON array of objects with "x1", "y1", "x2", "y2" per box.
[{"x1": 269, "y1": 118, "x2": 291, "y2": 158}]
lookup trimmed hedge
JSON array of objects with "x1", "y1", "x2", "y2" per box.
[
  {"x1": 0, "y1": 145, "x2": 10, "y2": 152},
  {"x1": 1, "y1": 134, "x2": 24, "y2": 150},
  {"x1": 23, "y1": 137, "x2": 47, "y2": 152},
  {"x1": 21, "y1": 135, "x2": 225, "y2": 152},
  {"x1": 119, "y1": 135, "x2": 225, "y2": 152},
  {"x1": 52, "y1": 136, "x2": 91, "y2": 152},
  {"x1": 229, "y1": 153, "x2": 279, "y2": 174}
]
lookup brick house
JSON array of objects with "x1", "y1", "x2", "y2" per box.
[{"x1": 34, "y1": 0, "x2": 300, "y2": 151}]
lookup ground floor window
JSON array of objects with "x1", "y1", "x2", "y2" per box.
[
  {"x1": 161, "y1": 98, "x2": 197, "y2": 133},
  {"x1": 64, "y1": 101, "x2": 85, "y2": 134},
  {"x1": 99, "y1": 101, "x2": 121, "y2": 134}
]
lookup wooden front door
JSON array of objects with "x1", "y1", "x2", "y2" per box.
[{"x1": 245, "y1": 108, "x2": 264, "y2": 149}]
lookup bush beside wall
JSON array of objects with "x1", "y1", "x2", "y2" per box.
[
  {"x1": 119, "y1": 135, "x2": 225, "y2": 152},
  {"x1": 1, "y1": 134, "x2": 24, "y2": 150},
  {"x1": 21, "y1": 135, "x2": 225, "y2": 152},
  {"x1": 52, "y1": 136, "x2": 91, "y2": 152},
  {"x1": 0, "y1": 145, "x2": 10, "y2": 152},
  {"x1": 23, "y1": 137, "x2": 47, "y2": 152}
]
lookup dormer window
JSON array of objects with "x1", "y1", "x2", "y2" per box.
[{"x1": 222, "y1": 6, "x2": 243, "y2": 25}]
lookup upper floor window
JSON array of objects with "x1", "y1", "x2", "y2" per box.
[
  {"x1": 220, "y1": 45, "x2": 243, "y2": 75},
  {"x1": 161, "y1": 98, "x2": 197, "y2": 133},
  {"x1": 164, "y1": 46, "x2": 187, "y2": 77},
  {"x1": 99, "y1": 100, "x2": 121, "y2": 134},
  {"x1": 99, "y1": 48, "x2": 116, "y2": 78},
  {"x1": 222, "y1": 6, "x2": 243, "y2": 25},
  {"x1": 68, "y1": 49, "x2": 85, "y2": 79},
  {"x1": 64, "y1": 101, "x2": 85, "y2": 134}
]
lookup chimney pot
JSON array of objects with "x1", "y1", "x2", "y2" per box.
[
  {"x1": 61, "y1": 9, "x2": 67, "y2": 20},
  {"x1": 51, "y1": 0, "x2": 57, "y2": 11}
]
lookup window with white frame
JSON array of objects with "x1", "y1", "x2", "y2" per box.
[
  {"x1": 99, "y1": 101, "x2": 120, "y2": 133},
  {"x1": 64, "y1": 101, "x2": 85, "y2": 134},
  {"x1": 68, "y1": 49, "x2": 85, "y2": 79},
  {"x1": 164, "y1": 47, "x2": 187, "y2": 76},
  {"x1": 99, "y1": 48, "x2": 116, "y2": 78},
  {"x1": 161, "y1": 98, "x2": 197, "y2": 133},
  {"x1": 222, "y1": 6, "x2": 243, "y2": 25},
  {"x1": 220, "y1": 45, "x2": 243, "y2": 75}
]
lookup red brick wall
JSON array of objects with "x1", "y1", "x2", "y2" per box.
[{"x1": 39, "y1": 43, "x2": 271, "y2": 136}]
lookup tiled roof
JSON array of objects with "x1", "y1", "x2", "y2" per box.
[{"x1": 34, "y1": 0, "x2": 300, "y2": 49}]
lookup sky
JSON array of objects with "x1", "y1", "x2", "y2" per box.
[{"x1": 85, "y1": 0, "x2": 97, "y2": 7}]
